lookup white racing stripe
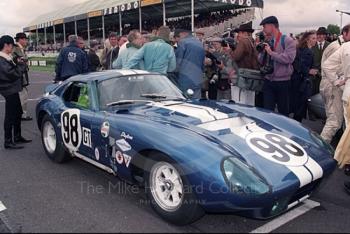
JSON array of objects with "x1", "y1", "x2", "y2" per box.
[
  {"x1": 287, "y1": 166, "x2": 313, "y2": 188},
  {"x1": 304, "y1": 158, "x2": 324, "y2": 181},
  {"x1": 0, "y1": 201, "x2": 6, "y2": 212},
  {"x1": 250, "y1": 200, "x2": 320, "y2": 233}
]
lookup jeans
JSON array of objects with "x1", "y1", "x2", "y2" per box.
[{"x1": 263, "y1": 80, "x2": 291, "y2": 116}]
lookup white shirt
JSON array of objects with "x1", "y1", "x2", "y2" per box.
[
  {"x1": 318, "y1": 41, "x2": 325, "y2": 50},
  {"x1": 323, "y1": 41, "x2": 350, "y2": 102},
  {"x1": 321, "y1": 36, "x2": 344, "y2": 77}
]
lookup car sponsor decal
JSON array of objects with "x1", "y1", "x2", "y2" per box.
[
  {"x1": 82, "y1": 127, "x2": 92, "y2": 148},
  {"x1": 114, "y1": 151, "x2": 132, "y2": 168},
  {"x1": 101, "y1": 122, "x2": 110, "y2": 138},
  {"x1": 116, "y1": 139, "x2": 132, "y2": 152},
  {"x1": 121, "y1": 132, "x2": 134, "y2": 141},
  {"x1": 61, "y1": 109, "x2": 82, "y2": 152},
  {"x1": 95, "y1": 148, "x2": 100, "y2": 161}
]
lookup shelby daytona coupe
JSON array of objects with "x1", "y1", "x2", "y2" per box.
[{"x1": 36, "y1": 70, "x2": 336, "y2": 225}]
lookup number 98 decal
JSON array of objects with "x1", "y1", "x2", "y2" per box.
[
  {"x1": 246, "y1": 132, "x2": 308, "y2": 167},
  {"x1": 61, "y1": 109, "x2": 82, "y2": 152}
]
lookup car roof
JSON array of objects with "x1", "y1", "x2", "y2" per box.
[{"x1": 67, "y1": 70, "x2": 156, "y2": 83}]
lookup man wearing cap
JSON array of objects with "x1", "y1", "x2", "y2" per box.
[
  {"x1": 13, "y1": 32, "x2": 32, "y2": 121},
  {"x1": 259, "y1": 16, "x2": 297, "y2": 116},
  {"x1": 125, "y1": 26, "x2": 176, "y2": 75},
  {"x1": 312, "y1": 27, "x2": 330, "y2": 95},
  {"x1": 175, "y1": 28, "x2": 206, "y2": 99},
  {"x1": 0, "y1": 35, "x2": 32, "y2": 150}
]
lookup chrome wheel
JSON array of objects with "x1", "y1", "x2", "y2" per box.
[
  {"x1": 150, "y1": 162, "x2": 184, "y2": 212},
  {"x1": 43, "y1": 121, "x2": 57, "y2": 154}
]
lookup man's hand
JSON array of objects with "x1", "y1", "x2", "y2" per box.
[
  {"x1": 264, "y1": 43, "x2": 273, "y2": 55},
  {"x1": 309, "y1": 69, "x2": 319, "y2": 76},
  {"x1": 335, "y1": 79, "x2": 346, "y2": 87}
]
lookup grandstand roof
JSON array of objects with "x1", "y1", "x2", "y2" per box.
[{"x1": 24, "y1": 0, "x2": 263, "y2": 32}]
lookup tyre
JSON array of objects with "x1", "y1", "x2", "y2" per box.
[
  {"x1": 41, "y1": 115, "x2": 71, "y2": 163},
  {"x1": 144, "y1": 152, "x2": 204, "y2": 225}
]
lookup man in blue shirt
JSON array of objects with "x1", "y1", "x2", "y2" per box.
[
  {"x1": 125, "y1": 26, "x2": 176, "y2": 75},
  {"x1": 175, "y1": 28, "x2": 206, "y2": 99}
]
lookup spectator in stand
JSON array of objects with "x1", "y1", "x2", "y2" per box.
[
  {"x1": 320, "y1": 25, "x2": 350, "y2": 144},
  {"x1": 195, "y1": 29, "x2": 206, "y2": 44},
  {"x1": 125, "y1": 26, "x2": 176, "y2": 75},
  {"x1": 209, "y1": 36, "x2": 237, "y2": 100},
  {"x1": 0, "y1": 35, "x2": 32, "y2": 150},
  {"x1": 101, "y1": 33, "x2": 119, "y2": 70},
  {"x1": 311, "y1": 27, "x2": 330, "y2": 96},
  {"x1": 55, "y1": 35, "x2": 89, "y2": 82},
  {"x1": 113, "y1": 30, "x2": 144, "y2": 70},
  {"x1": 12, "y1": 32, "x2": 32, "y2": 121},
  {"x1": 88, "y1": 40, "x2": 101, "y2": 72},
  {"x1": 259, "y1": 16, "x2": 297, "y2": 116},
  {"x1": 290, "y1": 31, "x2": 318, "y2": 122},
  {"x1": 175, "y1": 28, "x2": 206, "y2": 99}
]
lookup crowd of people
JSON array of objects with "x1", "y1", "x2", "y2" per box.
[{"x1": 0, "y1": 15, "x2": 350, "y2": 194}]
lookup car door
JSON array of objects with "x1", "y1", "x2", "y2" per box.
[{"x1": 60, "y1": 81, "x2": 95, "y2": 159}]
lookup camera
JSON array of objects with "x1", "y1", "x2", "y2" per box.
[{"x1": 256, "y1": 43, "x2": 266, "y2": 53}]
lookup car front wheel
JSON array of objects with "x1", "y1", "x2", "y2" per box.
[{"x1": 144, "y1": 153, "x2": 204, "y2": 225}]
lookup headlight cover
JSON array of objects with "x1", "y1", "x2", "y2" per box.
[{"x1": 222, "y1": 157, "x2": 270, "y2": 196}]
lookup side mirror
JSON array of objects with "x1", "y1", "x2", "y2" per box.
[{"x1": 186, "y1": 89, "x2": 194, "y2": 98}]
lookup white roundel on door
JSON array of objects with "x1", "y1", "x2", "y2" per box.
[
  {"x1": 246, "y1": 132, "x2": 309, "y2": 167},
  {"x1": 61, "y1": 109, "x2": 82, "y2": 152}
]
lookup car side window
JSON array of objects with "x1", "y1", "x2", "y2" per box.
[{"x1": 63, "y1": 82, "x2": 90, "y2": 109}]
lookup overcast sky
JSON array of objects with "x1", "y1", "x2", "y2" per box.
[{"x1": 0, "y1": 0, "x2": 349, "y2": 36}]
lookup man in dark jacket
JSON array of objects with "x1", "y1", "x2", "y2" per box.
[
  {"x1": 311, "y1": 27, "x2": 330, "y2": 95},
  {"x1": 101, "y1": 32, "x2": 119, "y2": 70},
  {"x1": 88, "y1": 40, "x2": 101, "y2": 72},
  {"x1": 55, "y1": 35, "x2": 89, "y2": 82},
  {"x1": 0, "y1": 35, "x2": 31, "y2": 150}
]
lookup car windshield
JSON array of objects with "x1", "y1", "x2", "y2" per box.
[{"x1": 98, "y1": 74, "x2": 186, "y2": 109}]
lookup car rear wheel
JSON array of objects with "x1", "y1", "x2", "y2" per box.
[
  {"x1": 144, "y1": 153, "x2": 204, "y2": 225},
  {"x1": 41, "y1": 115, "x2": 71, "y2": 163}
]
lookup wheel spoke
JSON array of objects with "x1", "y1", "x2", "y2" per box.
[
  {"x1": 171, "y1": 191, "x2": 181, "y2": 205},
  {"x1": 162, "y1": 168, "x2": 172, "y2": 180},
  {"x1": 174, "y1": 182, "x2": 183, "y2": 194}
]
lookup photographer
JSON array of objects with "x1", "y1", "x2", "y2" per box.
[
  {"x1": 13, "y1": 32, "x2": 32, "y2": 121},
  {"x1": 259, "y1": 16, "x2": 297, "y2": 116},
  {"x1": 209, "y1": 37, "x2": 237, "y2": 100},
  {"x1": 0, "y1": 35, "x2": 31, "y2": 150}
]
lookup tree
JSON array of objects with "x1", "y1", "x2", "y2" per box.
[{"x1": 327, "y1": 24, "x2": 341, "y2": 35}]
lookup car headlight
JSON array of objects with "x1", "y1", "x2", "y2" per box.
[
  {"x1": 310, "y1": 131, "x2": 335, "y2": 155},
  {"x1": 222, "y1": 158, "x2": 270, "y2": 196}
]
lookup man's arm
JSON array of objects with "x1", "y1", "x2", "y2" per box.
[
  {"x1": 175, "y1": 41, "x2": 185, "y2": 71},
  {"x1": 55, "y1": 50, "x2": 64, "y2": 79},
  {"x1": 82, "y1": 52, "x2": 89, "y2": 74},
  {"x1": 112, "y1": 51, "x2": 124, "y2": 69},
  {"x1": 124, "y1": 46, "x2": 145, "y2": 69},
  {"x1": 167, "y1": 47, "x2": 177, "y2": 73},
  {"x1": 230, "y1": 40, "x2": 246, "y2": 63}
]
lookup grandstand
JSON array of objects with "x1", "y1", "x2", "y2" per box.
[{"x1": 24, "y1": 0, "x2": 264, "y2": 50}]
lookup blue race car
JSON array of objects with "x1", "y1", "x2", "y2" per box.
[{"x1": 36, "y1": 70, "x2": 336, "y2": 225}]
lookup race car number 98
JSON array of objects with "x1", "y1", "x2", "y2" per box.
[
  {"x1": 61, "y1": 109, "x2": 82, "y2": 151},
  {"x1": 246, "y1": 132, "x2": 308, "y2": 167}
]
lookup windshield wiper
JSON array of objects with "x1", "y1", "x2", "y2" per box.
[
  {"x1": 141, "y1": 94, "x2": 167, "y2": 99},
  {"x1": 106, "y1": 100, "x2": 136, "y2": 107}
]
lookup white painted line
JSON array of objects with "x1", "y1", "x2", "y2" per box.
[
  {"x1": 0, "y1": 98, "x2": 40, "y2": 103},
  {"x1": 0, "y1": 201, "x2": 6, "y2": 212},
  {"x1": 250, "y1": 200, "x2": 320, "y2": 234}
]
